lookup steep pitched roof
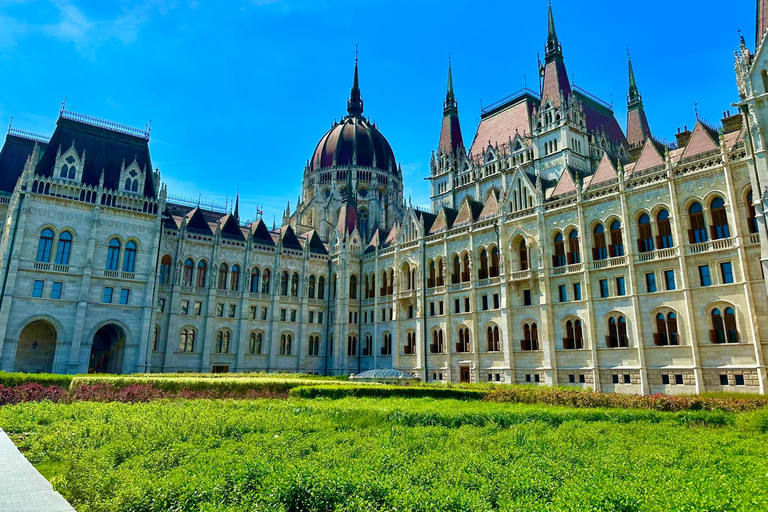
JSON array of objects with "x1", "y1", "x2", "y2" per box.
[
  {"x1": 478, "y1": 190, "x2": 500, "y2": 219},
  {"x1": 586, "y1": 154, "x2": 618, "y2": 188},
  {"x1": 250, "y1": 219, "x2": 275, "y2": 246},
  {"x1": 301, "y1": 230, "x2": 328, "y2": 255},
  {"x1": 384, "y1": 225, "x2": 398, "y2": 246},
  {"x1": 35, "y1": 117, "x2": 156, "y2": 198},
  {"x1": 415, "y1": 210, "x2": 437, "y2": 233},
  {"x1": 629, "y1": 139, "x2": 665, "y2": 175},
  {"x1": 0, "y1": 134, "x2": 48, "y2": 193},
  {"x1": 469, "y1": 97, "x2": 536, "y2": 157},
  {"x1": 680, "y1": 122, "x2": 718, "y2": 160},
  {"x1": 185, "y1": 208, "x2": 214, "y2": 235},
  {"x1": 549, "y1": 168, "x2": 577, "y2": 198},
  {"x1": 219, "y1": 214, "x2": 245, "y2": 240},
  {"x1": 575, "y1": 91, "x2": 627, "y2": 147},
  {"x1": 336, "y1": 203, "x2": 358, "y2": 237},
  {"x1": 453, "y1": 198, "x2": 484, "y2": 226},
  {"x1": 279, "y1": 225, "x2": 303, "y2": 250},
  {"x1": 429, "y1": 206, "x2": 458, "y2": 234}
]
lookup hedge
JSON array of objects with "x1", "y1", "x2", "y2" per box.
[
  {"x1": 69, "y1": 375, "x2": 352, "y2": 394},
  {"x1": 0, "y1": 371, "x2": 73, "y2": 388},
  {"x1": 289, "y1": 384, "x2": 489, "y2": 400},
  {"x1": 485, "y1": 386, "x2": 768, "y2": 413}
]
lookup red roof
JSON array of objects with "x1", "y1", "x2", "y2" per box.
[
  {"x1": 469, "y1": 99, "x2": 534, "y2": 157},
  {"x1": 438, "y1": 113, "x2": 464, "y2": 154},
  {"x1": 680, "y1": 122, "x2": 717, "y2": 160},
  {"x1": 550, "y1": 168, "x2": 577, "y2": 198},
  {"x1": 541, "y1": 57, "x2": 571, "y2": 108},
  {"x1": 587, "y1": 154, "x2": 618, "y2": 188},
  {"x1": 626, "y1": 108, "x2": 651, "y2": 148},
  {"x1": 629, "y1": 139, "x2": 664, "y2": 175}
]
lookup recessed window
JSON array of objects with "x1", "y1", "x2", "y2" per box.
[
  {"x1": 599, "y1": 279, "x2": 609, "y2": 298},
  {"x1": 623, "y1": 374, "x2": 631, "y2": 384},
  {"x1": 217, "y1": 304, "x2": 224, "y2": 317},
  {"x1": 523, "y1": 289, "x2": 532, "y2": 306},
  {"x1": 157, "y1": 298, "x2": 165, "y2": 313},
  {"x1": 579, "y1": 374, "x2": 585, "y2": 384},
  {"x1": 464, "y1": 297, "x2": 470, "y2": 312},
  {"x1": 664, "y1": 270, "x2": 676, "y2": 291},
  {"x1": 662, "y1": 374, "x2": 670, "y2": 385},
  {"x1": 616, "y1": 277, "x2": 626, "y2": 296},
  {"x1": 119, "y1": 288, "x2": 130, "y2": 305},
  {"x1": 230, "y1": 305, "x2": 237, "y2": 318},
  {"x1": 675, "y1": 374, "x2": 683, "y2": 385},
  {"x1": 719, "y1": 374, "x2": 729, "y2": 385},
  {"x1": 735, "y1": 374, "x2": 745, "y2": 386},
  {"x1": 720, "y1": 262, "x2": 734, "y2": 284},
  {"x1": 32, "y1": 280, "x2": 44, "y2": 298},
  {"x1": 103, "y1": 286, "x2": 113, "y2": 303},
  {"x1": 493, "y1": 294, "x2": 499, "y2": 309},
  {"x1": 482, "y1": 295, "x2": 489, "y2": 311},
  {"x1": 180, "y1": 300, "x2": 189, "y2": 315},
  {"x1": 194, "y1": 302, "x2": 202, "y2": 315},
  {"x1": 698, "y1": 265, "x2": 712, "y2": 286},
  {"x1": 645, "y1": 273, "x2": 657, "y2": 293},
  {"x1": 573, "y1": 283, "x2": 582, "y2": 301},
  {"x1": 569, "y1": 374, "x2": 575, "y2": 383},
  {"x1": 612, "y1": 374, "x2": 619, "y2": 384},
  {"x1": 558, "y1": 284, "x2": 567, "y2": 303}
]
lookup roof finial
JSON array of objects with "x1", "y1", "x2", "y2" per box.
[
  {"x1": 627, "y1": 45, "x2": 641, "y2": 108},
  {"x1": 694, "y1": 101, "x2": 699, "y2": 120},
  {"x1": 547, "y1": 1, "x2": 557, "y2": 44},
  {"x1": 233, "y1": 189, "x2": 240, "y2": 222},
  {"x1": 347, "y1": 46, "x2": 364, "y2": 117}
]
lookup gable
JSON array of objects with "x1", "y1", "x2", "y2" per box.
[
  {"x1": 251, "y1": 219, "x2": 276, "y2": 246},
  {"x1": 279, "y1": 225, "x2": 303, "y2": 250},
  {"x1": 629, "y1": 139, "x2": 664, "y2": 175},
  {"x1": 220, "y1": 214, "x2": 245, "y2": 240},
  {"x1": 549, "y1": 168, "x2": 577, "y2": 198},
  {"x1": 587, "y1": 154, "x2": 618, "y2": 187},
  {"x1": 478, "y1": 189, "x2": 499, "y2": 219},
  {"x1": 680, "y1": 122, "x2": 718, "y2": 160},
  {"x1": 185, "y1": 208, "x2": 213, "y2": 235}
]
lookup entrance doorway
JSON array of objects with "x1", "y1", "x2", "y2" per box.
[
  {"x1": 13, "y1": 320, "x2": 56, "y2": 373},
  {"x1": 459, "y1": 366, "x2": 471, "y2": 383},
  {"x1": 89, "y1": 324, "x2": 126, "y2": 374}
]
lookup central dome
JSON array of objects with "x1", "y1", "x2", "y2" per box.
[
  {"x1": 311, "y1": 115, "x2": 397, "y2": 173},
  {"x1": 309, "y1": 59, "x2": 397, "y2": 174}
]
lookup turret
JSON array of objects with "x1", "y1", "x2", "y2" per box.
[
  {"x1": 541, "y1": 1, "x2": 571, "y2": 107},
  {"x1": 437, "y1": 58, "x2": 464, "y2": 156},
  {"x1": 626, "y1": 49, "x2": 652, "y2": 156}
]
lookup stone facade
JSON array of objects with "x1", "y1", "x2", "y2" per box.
[{"x1": 1, "y1": 5, "x2": 768, "y2": 395}]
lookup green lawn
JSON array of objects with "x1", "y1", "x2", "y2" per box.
[{"x1": 2, "y1": 397, "x2": 768, "y2": 511}]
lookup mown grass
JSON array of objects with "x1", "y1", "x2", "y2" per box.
[{"x1": 2, "y1": 397, "x2": 768, "y2": 511}]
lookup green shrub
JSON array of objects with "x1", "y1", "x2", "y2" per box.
[
  {"x1": 289, "y1": 384, "x2": 488, "y2": 400},
  {"x1": 0, "y1": 371, "x2": 73, "y2": 388},
  {"x1": 70, "y1": 375, "x2": 351, "y2": 394}
]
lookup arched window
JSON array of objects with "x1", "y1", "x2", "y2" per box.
[
  {"x1": 430, "y1": 329, "x2": 444, "y2": 353},
  {"x1": 428, "y1": 260, "x2": 436, "y2": 288},
  {"x1": 249, "y1": 332, "x2": 262, "y2": 354},
  {"x1": 308, "y1": 275, "x2": 316, "y2": 299},
  {"x1": 369, "y1": 274, "x2": 375, "y2": 298},
  {"x1": 688, "y1": 202, "x2": 707, "y2": 243},
  {"x1": 261, "y1": 268, "x2": 271, "y2": 294},
  {"x1": 404, "y1": 332, "x2": 416, "y2": 354},
  {"x1": 487, "y1": 325, "x2": 500, "y2": 351},
  {"x1": 160, "y1": 255, "x2": 172, "y2": 284},
  {"x1": 215, "y1": 330, "x2": 230, "y2": 353},
  {"x1": 364, "y1": 274, "x2": 370, "y2": 299},
  {"x1": 179, "y1": 328, "x2": 195, "y2": 352},
  {"x1": 280, "y1": 271, "x2": 289, "y2": 295},
  {"x1": 280, "y1": 333, "x2": 292, "y2": 355},
  {"x1": 309, "y1": 335, "x2": 320, "y2": 356},
  {"x1": 363, "y1": 334, "x2": 372, "y2": 356},
  {"x1": 552, "y1": 233, "x2": 566, "y2": 267},
  {"x1": 218, "y1": 263, "x2": 229, "y2": 290},
  {"x1": 519, "y1": 240, "x2": 529, "y2": 270},
  {"x1": 347, "y1": 335, "x2": 357, "y2": 356},
  {"x1": 656, "y1": 210, "x2": 673, "y2": 249},
  {"x1": 490, "y1": 247, "x2": 500, "y2": 277},
  {"x1": 462, "y1": 253, "x2": 470, "y2": 282},
  {"x1": 563, "y1": 319, "x2": 584, "y2": 349},
  {"x1": 710, "y1": 197, "x2": 730, "y2": 239},
  {"x1": 456, "y1": 327, "x2": 470, "y2": 353},
  {"x1": 637, "y1": 214, "x2": 653, "y2": 253},
  {"x1": 250, "y1": 268, "x2": 261, "y2": 293},
  {"x1": 606, "y1": 315, "x2": 628, "y2": 347},
  {"x1": 609, "y1": 221, "x2": 624, "y2": 257},
  {"x1": 380, "y1": 270, "x2": 388, "y2": 296},
  {"x1": 122, "y1": 241, "x2": 137, "y2": 272},
  {"x1": 291, "y1": 272, "x2": 299, "y2": 297},
  {"x1": 197, "y1": 260, "x2": 207, "y2": 288},
  {"x1": 654, "y1": 312, "x2": 679, "y2": 346},
  {"x1": 230, "y1": 265, "x2": 240, "y2": 291},
  {"x1": 152, "y1": 325, "x2": 159, "y2": 351},
  {"x1": 478, "y1": 249, "x2": 489, "y2": 279},
  {"x1": 711, "y1": 307, "x2": 738, "y2": 343},
  {"x1": 105, "y1": 238, "x2": 120, "y2": 270},
  {"x1": 311, "y1": 275, "x2": 322, "y2": 299},
  {"x1": 747, "y1": 191, "x2": 758, "y2": 234},
  {"x1": 54, "y1": 231, "x2": 72, "y2": 265},
  {"x1": 382, "y1": 333, "x2": 392, "y2": 355},
  {"x1": 349, "y1": 275, "x2": 358, "y2": 300},
  {"x1": 592, "y1": 224, "x2": 607, "y2": 260},
  {"x1": 183, "y1": 258, "x2": 194, "y2": 285},
  {"x1": 521, "y1": 322, "x2": 539, "y2": 351},
  {"x1": 452, "y1": 255, "x2": 461, "y2": 284},
  {"x1": 568, "y1": 230, "x2": 580, "y2": 264}
]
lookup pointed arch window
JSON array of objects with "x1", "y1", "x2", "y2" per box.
[
  {"x1": 37, "y1": 228, "x2": 54, "y2": 263},
  {"x1": 160, "y1": 255, "x2": 172, "y2": 284},
  {"x1": 249, "y1": 332, "x2": 262, "y2": 354},
  {"x1": 309, "y1": 335, "x2": 320, "y2": 356},
  {"x1": 382, "y1": 333, "x2": 392, "y2": 355},
  {"x1": 688, "y1": 202, "x2": 707, "y2": 243},
  {"x1": 55, "y1": 231, "x2": 72, "y2": 265},
  {"x1": 553, "y1": 233, "x2": 566, "y2": 267},
  {"x1": 656, "y1": 209, "x2": 673, "y2": 249},
  {"x1": 250, "y1": 268, "x2": 261, "y2": 293},
  {"x1": 308, "y1": 275, "x2": 316, "y2": 299},
  {"x1": 519, "y1": 239, "x2": 529, "y2": 270},
  {"x1": 521, "y1": 322, "x2": 539, "y2": 351},
  {"x1": 387, "y1": 269, "x2": 394, "y2": 295},
  {"x1": 606, "y1": 315, "x2": 628, "y2": 347},
  {"x1": 486, "y1": 325, "x2": 500, "y2": 351},
  {"x1": 710, "y1": 197, "x2": 730, "y2": 240},
  {"x1": 456, "y1": 327, "x2": 471, "y2": 353},
  {"x1": 430, "y1": 329, "x2": 444, "y2": 353},
  {"x1": 568, "y1": 230, "x2": 580, "y2": 264},
  {"x1": 215, "y1": 330, "x2": 230, "y2": 353},
  {"x1": 609, "y1": 221, "x2": 624, "y2": 257},
  {"x1": 218, "y1": 263, "x2": 229, "y2": 290},
  {"x1": 122, "y1": 241, "x2": 137, "y2": 272},
  {"x1": 179, "y1": 328, "x2": 195, "y2": 352},
  {"x1": 380, "y1": 270, "x2": 388, "y2": 296},
  {"x1": 317, "y1": 276, "x2": 326, "y2": 299},
  {"x1": 462, "y1": 253, "x2": 470, "y2": 282},
  {"x1": 347, "y1": 335, "x2": 357, "y2": 356},
  {"x1": 654, "y1": 312, "x2": 679, "y2": 346},
  {"x1": 280, "y1": 271, "x2": 289, "y2": 296},
  {"x1": 197, "y1": 261, "x2": 207, "y2": 288},
  {"x1": 637, "y1": 214, "x2": 653, "y2": 253},
  {"x1": 106, "y1": 238, "x2": 121, "y2": 270},
  {"x1": 349, "y1": 275, "x2": 358, "y2": 300},
  {"x1": 291, "y1": 272, "x2": 299, "y2": 297},
  {"x1": 452, "y1": 255, "x2": 461, "y2": 284},
  {"x1": 230, "y1": 265, "x2": 240, "y2": 291},
  {"x1": 404, "y1": 331, "x2": 416, "y2": 354},
  {"x1": 478, "y1": 249, "x2": 489, "y2": 279},
  {"x1": 183, "y1": 258, "x2": 194, "y2": 285},
  {"x1": 563, "y1": 319, "x2": 584, "y2": 349},
  {"x1": 710, "y1": 307, "x2": 738, "y2": 343},
  {"x1": 280, "y1": 333, "x2": 292, "y2": 355},
  {"x1": 489, "y1": 247, "x2": 500, "y2": 277},
  {"x1": 428, "y1": 260, "x2": 436, "y2": 288},
  {"x1": 592, "y1": 224, "x2": 607, "y2": 260},
  {"x1": 261, "y1": 268, "x2": 271, "y2": 294}
]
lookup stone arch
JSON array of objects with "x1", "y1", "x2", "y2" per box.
[
  {"x1": 13, "y1": 318, "x2": 59, "y2": 373},
  {"x1": 87, "y1": 321, "x2": 129, "y2": 374}
]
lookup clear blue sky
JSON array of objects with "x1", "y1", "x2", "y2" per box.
[{"x1": 0, "y1": 0, "x2": 756, "y2": 224}]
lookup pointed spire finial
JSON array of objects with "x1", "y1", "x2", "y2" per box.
[
  {"x1": 347, "y1": 46, "x2": 364, "y2": 117},
  {"x1": 443, "y1": 54, "x2": 458, "y2": 114},
  {"x1": 547, "y1": 0, "x2": 556, "y2": 41},
  {"x1": 233, "y1": 189, "x2": 240, "y2": 222}
]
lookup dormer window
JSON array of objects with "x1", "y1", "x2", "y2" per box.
[
  {"x1": 54, "y1": 141, "x2": 84, "y2": 183},
  {"x1": 125, "y1": 170, "x2": 140, "y2": 193},
  {"x1": 119, "y1": 157, "x2": 146, "y2": 195}
]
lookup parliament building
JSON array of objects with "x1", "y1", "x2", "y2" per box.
[{"x1": 2, "y1": 3, "x2": 768, "y2": 394}]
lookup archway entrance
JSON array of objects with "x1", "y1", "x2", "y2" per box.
[
  {"x1": 13, "y1": 320, "x2": 56, "y2": 373},
  {"x1": 88, "y1": 324, "x2": 125, "y2": 374}
]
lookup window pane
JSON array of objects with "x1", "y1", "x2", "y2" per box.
[{"x1": 720, "y1": 262, "x2": 734, "y2": 284}]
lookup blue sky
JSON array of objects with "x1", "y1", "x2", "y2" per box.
[{"x1": 0, "y1": 0, "x2": 756, "y2": 224}]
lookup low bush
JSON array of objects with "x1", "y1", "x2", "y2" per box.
[
  {"x1": 0, "y1": 383, "x2": 66, "y2": 405},
  {"x1": 0, "y1": 371, "x2": 73, "y2": 388},
  {"x1": 289, "y1": 384, "x2": 488, "y2": 400},
  {"x1": 70, "y1": 375, "x2": 345, "y2": 394},
  {"x1": 485, "y1": 386, "x2": 768, "y2": 412}
]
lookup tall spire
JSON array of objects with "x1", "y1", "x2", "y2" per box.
[
  {"x1": 233, "y1": 190, "x2": 240, "y2": 222},
  {"x1": 545, "y1": 0, "x2": 560, "y2": 58},
  {"x1": 540, "y1": 1, "x2": 570, "y2": 106},
  {"x1": 347, "y1": 46, "x2": 364, "y2": 117},
  {"x1": 625, "y1": 47, "x2": 651, "y2": 150},
  {"x1": 438, "y1": 56, "x2": 464, "y2": 155},
  {"x1": 444, "y1": 56, "x2": 457, "y2": 115}
]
